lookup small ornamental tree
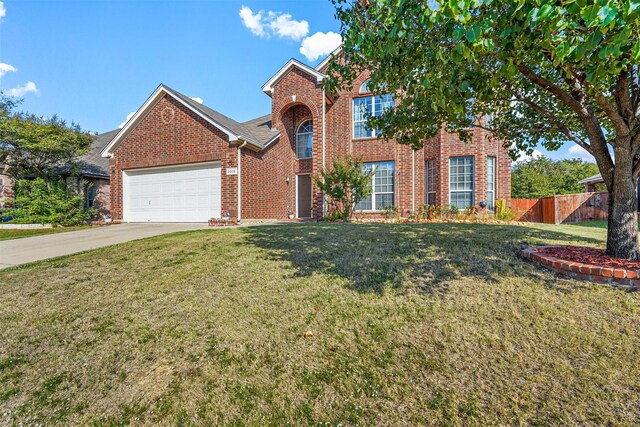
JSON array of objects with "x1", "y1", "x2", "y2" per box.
[
  {"x1": 328, "y1": 0, "x2": 640, "y2": 259},
  {"x1": 314, "y1": 155, "x2": 373, "y2": 220},
  {"x1": 0, "y1": 95, "x2": 93, "y2": 180}
]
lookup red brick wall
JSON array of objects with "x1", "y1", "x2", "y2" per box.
[
  {"x1": 264, "y1": 68, "x2": 325, "y2": 219},
  {"x1": 240, "y1": 104, "x2": 315, "y2": 219},
  {"x1": 109, "y1": 67, "x2": 511, "y2": 222},
  {"x1": 109, "y1": 95, "x2": 238, "y2": 221},
  {"x1": 92, "y1": 178, "x2": 111, "y2": 217},
  {"x1": 322, "y1": 69, "x2": 511, "y2": 216},
  {"x1": 438, "y1": 127, "x2": 511, "y2": 210}
]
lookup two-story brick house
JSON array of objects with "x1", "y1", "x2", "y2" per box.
[{"x1": 101, "y1": 50, "x2": 510, "y2": 222}]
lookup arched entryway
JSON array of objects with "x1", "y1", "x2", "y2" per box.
[{"x1": 278, "y1": 102, "x2": 317, "y2": 219}]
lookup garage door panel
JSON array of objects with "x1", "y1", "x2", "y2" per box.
[{"x1": 123, "y1": 162, "x2": 221, "y2": 223}]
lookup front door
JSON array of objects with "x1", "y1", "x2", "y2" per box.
[{"x1": 297, "y1": 175, "x2": 312, "y2": 218}]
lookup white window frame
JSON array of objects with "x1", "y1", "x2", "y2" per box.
[
  {"x1": 426, "y1": 159, "x2": 437, "y2": 205},
  {"x1": 449, "y1": 156, "x2": 475, "y2": 209},
  {"x1": 296, "y1": 120, "x2": 313, "y2": 159},
  {"x1": 487, "y1": 156, "x2": 496, "y2": 210},
  {"x1": 352, "y1": 94, "x2": 394, "y2": 139},
  {"x1": 355, "y1": 161, "x2": 395, "y2": 212}
]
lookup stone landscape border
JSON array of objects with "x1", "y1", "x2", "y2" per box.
[{"x1": 522, "y1": 245, "x2": 639, "y2": 290}]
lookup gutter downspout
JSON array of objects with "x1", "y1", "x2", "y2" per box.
[
  {"x1": 237, "y1": 140, "x2": 247, "y2": 223},
  {"x1": 322, "y1": 88, "x2": 327, "y2": 217},
  {"x1": 412, "y1": 148, "x2": 416, "y2": 215}
]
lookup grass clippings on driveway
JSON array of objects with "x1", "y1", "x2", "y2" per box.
[{"x1": 0, "y1": 222, "x2": 638, "y2": 426}]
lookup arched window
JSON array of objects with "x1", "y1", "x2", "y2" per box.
[
  {"x1": 359, "y1": 79, "x2": 371, "y2": 93},
  {"x1": 296, "y1": 120, "x2": 313, "y2": 159}
]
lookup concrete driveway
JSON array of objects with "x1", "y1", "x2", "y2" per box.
[{"x1": 0, "y1": 223, "x2": 212, "y2": 269}]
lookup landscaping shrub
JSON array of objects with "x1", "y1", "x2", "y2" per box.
[
  {"x1": 2, "y1": 178, "x2": 94, "y2": 226},
  {"x1": 494, "y1": 199, "x2": 515, "y2": 221},
  {"x1": 314, "y1": 155, "x2": 373, "y2": 221},
  {"x1": 382, "y1": 205, "x2": 399, "y2": 220}
]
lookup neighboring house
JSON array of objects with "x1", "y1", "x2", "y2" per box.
[
  {"x1": 578, "y1": 173, "x2": 640, "y2": 211},
  {"x1": 0, "y1": 164, "x2": 14, "y2": 208},
  {"x1": 59, "y1": 129, "x2": 117, "y2": 217},
  {"x1": 578, "y1": 173, "x2": 605, "y2": 192},
  {"x1": 0, "y1": 130, "x2": 116, "y2": 216},
  {"x1": 101, "y1": 49, "x2": 511, "y2": 223}
]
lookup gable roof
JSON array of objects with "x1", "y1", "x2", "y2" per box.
[
  {"x1": 77, "y1": 129, "x2": 119, "y2": 178},
  {"x1": 315, "y1": 45, "x2": 343, "y2": 72},
  {"x1": 261, "y1": 58, "x2": 326, "y2": 95},
  {"x1": 101, "y1": 84, "x2": 279, "y2": 157}
]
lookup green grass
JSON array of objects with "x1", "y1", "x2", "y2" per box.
[
  {"x1": 569, "y1": 220, "x2": 610, "y2": 229},
  {"x1": 0, "y1": 222, "x2": 638, "y2": 425},
  {"x1": 0, "y1": 225, "x2": 89, "y2": 241}
]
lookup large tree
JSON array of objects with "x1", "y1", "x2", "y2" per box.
[
  {"x1": 327, "y1": 0, "x2": 640, "y2": 259},
  {"x1": 0, "y1": 95, "x2": 93, "y2": 180}
]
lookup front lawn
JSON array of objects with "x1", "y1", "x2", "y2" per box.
[
  {"x1": 0, "y1": 225, "x2": 89, "y2": 241},
  {"x1": 0, "y1": 223, "x2": 637, "y2": 425}
]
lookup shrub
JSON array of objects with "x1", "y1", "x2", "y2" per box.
[
  {"x1": 440, "y1": 204, "x2": 459, "y2": 220},
  {"x1": 381, "y1": 204, "x2": 399, "y2": 220},
  {"x1": 314, "y1": 155, "x2": 373, "y2": 221},
  {"x1": 3, "y1": 178, "x2": 94, "y2": 226},
  {"x1": 494, "y1": 199, "x2": 515, "y2": 222}
]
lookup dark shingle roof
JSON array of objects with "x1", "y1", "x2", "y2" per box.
[
  {"x1": 57, "y1": 129, "x2": 117, "y2": 179},
  {"x1": 241, "y1": 114, "x2": 279, "y2": 147},
  {"x1": 162, "y1": 85, "x2": 280, "y2": 148},
  {"x1": 78, "y1": 129, "x2": 118, "y2": 178}
]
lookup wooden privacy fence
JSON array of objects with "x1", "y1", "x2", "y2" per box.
[{"x1": 511, "y1": 192, "x2": 609, "y2": 224}]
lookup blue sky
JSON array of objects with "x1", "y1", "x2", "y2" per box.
[{"x1": 0, "y1": 0, "x2": 591, "y2": 162}]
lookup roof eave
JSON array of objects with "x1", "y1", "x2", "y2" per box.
[
  {"x1": 261, "y1": 59, "x2": 326, "y2": 95},
  {"x1": 101, "y1": 84, "x2": 242, "y2": 158}
]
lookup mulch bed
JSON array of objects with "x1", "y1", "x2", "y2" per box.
[{"x1": 537, "y1": 245, "x2": 640, "y2": 270}]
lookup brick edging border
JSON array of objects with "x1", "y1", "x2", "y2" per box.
[{"x1": 522, "y1": 246, "x2": 639, "y2": 290}]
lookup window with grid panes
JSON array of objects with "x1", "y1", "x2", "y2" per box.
[
  {"x1": 355, "y1": 162, "x2": 395, "y2": 211},
  {"x1": 449, "y1": 156, "x2": 474, "y2": 209}
]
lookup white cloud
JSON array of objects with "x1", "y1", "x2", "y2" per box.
[
  {"x1": 267, "y1": 12, "x2": 309, "y2": 41},
  {"x1": 118, "y1": 111, "x2": 136, "y2": 129},
  {"x1": 568, "y1": 144, "x2": 594, "y2": 161},
  {"x1": 239, "y1": 6, "x2": 266, "y2": 37},
  {"x1": 514, "y1": 148, "x2": 543, "y2": 164},
  {"x1": 0, "y1": 62, "x2": 17, "y2": 78},
  {"x1": 5, "y1": 81, "x2": 38, "y2": 97},
  {"x1": 239, "y1": 6, "x2": 309, "y2": 41},
  {"x1": 0, "y1": 1, "x2": 6, "y2": 19},
  {"x1": 189, "y1": 96, "x2": 203, "y2": 104},
  {"x1": 299, "y1": 31, "x2": 342, "y2": 61}
]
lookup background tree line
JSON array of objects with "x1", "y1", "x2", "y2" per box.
[{"x1": 511, "y1": 156, "x2": 603, "y2": 199}]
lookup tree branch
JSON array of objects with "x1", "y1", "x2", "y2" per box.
[
  {"x1": 502, "y1": 78, "x2": 592, "y2": 152},
  {"x1": 517, "y1": 63, "x2": 588, "y2": 117}
]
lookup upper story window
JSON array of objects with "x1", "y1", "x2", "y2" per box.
[
  {"x1": 353, "y1": 79, "x2": 393, "y2": 139},
  {"x1": 296, "y1": 120, "x2": 313, "y2": 159}
]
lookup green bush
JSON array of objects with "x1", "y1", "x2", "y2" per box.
[
  {"x1": 3, "y1": 178, "x2": 94, "y2": 226},
  {"x1": 314, "y1": 155, "x2": 373, "y2": 221},
  {"x1": 494, "y1": 199, "x2": 515, "y2": 221},
  {"x1": 381, "y1": 204, "x2": 399, "y2": 220}
]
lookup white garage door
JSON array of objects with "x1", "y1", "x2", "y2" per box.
[{"x1": 123, "y1": 162, "x2": 221, "y2": 222}]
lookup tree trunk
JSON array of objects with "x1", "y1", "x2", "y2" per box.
[{"x1": 606, "y1": 146, "x2": 640, "y2": 259}]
